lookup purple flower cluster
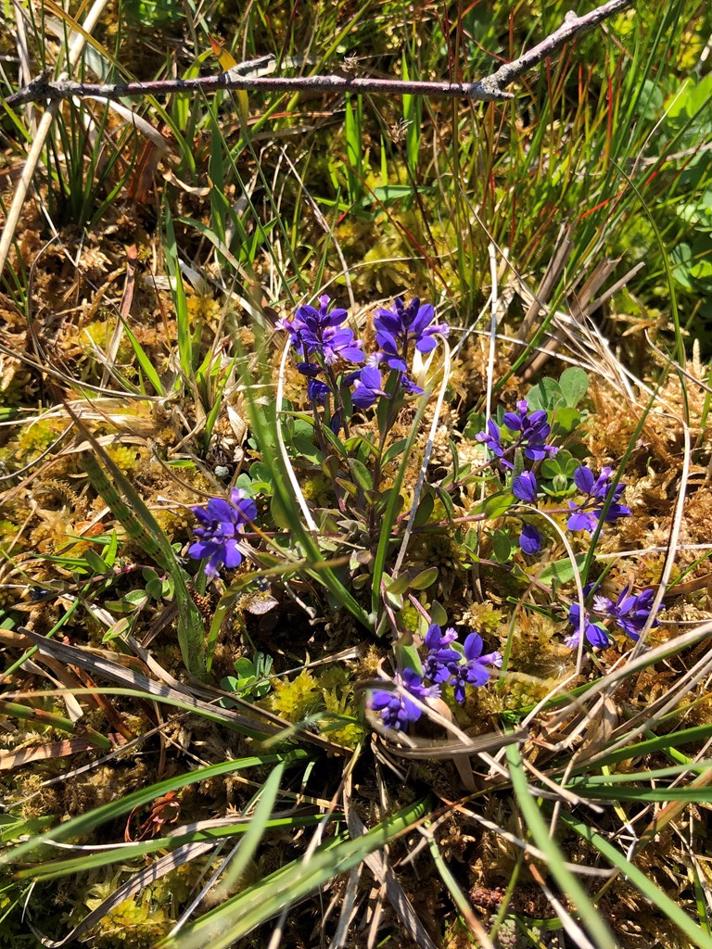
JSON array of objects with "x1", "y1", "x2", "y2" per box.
[
  {"x1": 369, "y1": 668, "x2": 440, "y2": 731},
  {"x1": 375, "y1": 296, "x2": 448, "y2": 391},
  {"x1": 424, "y1": 624, "x2": 502, "y2": 703},
  {"x1": 567, "y1": 465, "x2": 631, "y2": 533},
  {"x1": 511, "y1": 471, "x2": 542, "y2": 555},
  {"x1": 280, "y1": 293, "x2": 447, "y2": 413},
  {"x1": 565, "y1": 585, "x2": 661, "y2": 649},
  {"x1": 279, "y1": 295, "x2": 364, "y2": 366},
  {"x1": 369, "y1": 624, "x2": 501, "y2": 731},
  {"x1": 476, "y1": 400, "x2": 557, "y2": 471},
  {"x1": 188, "y1": 489, "x2": 257, "y2": 578}
]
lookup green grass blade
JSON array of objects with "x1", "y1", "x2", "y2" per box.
[
  {"x1": 0, "y1": 750, "x2": 307, "y2": 866},
  {"x1": 164, "y1": 204, "x2": 193, "y2": 385},
  {"x1": 214, "y1": 758, "x2": 286, "y2": 895},
  {"x1": 506, "y1": 743, "x2": 616, "y2": 949},
  {"x1": 564, "y1": 816, "x2": 712, "y2": 949},
  {"x1": 162, "y1": 796, "x2": 431, "y2": 948},
  {"x1": 17, "y1": 813, "x2": 323, "y2": 881},
  {"x1": 371, "y1": 394, "x2": 430, "y2": 620}
]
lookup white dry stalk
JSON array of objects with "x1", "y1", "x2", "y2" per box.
[
  {"x1": 452, "y1": 805, "x2": 612, "y2": 878},
  {"x1": 0, "y1": 0, "x2": 110, "y2": 277},
  {"x1": 278, "y1": 146, "x2": 356, "y2": 310},
  {"x1": 330, "y1": 868, "x2": 362, "y2": 948},
  {"x1": 631, "y1": 414, "x2": 690, "y2": 658},
  {"x1": 549, "y1": 621, "x2": 712, "y2": 728},
  {"x1": 167, "y1": 839, "x2": 235, "y2": 937},
  {"x1": 275, "y1": 339, "x2": 319, "y2": 533},
  {"x1": 600, "y1": 648, "x2": 712, "y2": 762},
  {"x1": 391, "y1": 336, "x2": 451, "y2": 577},
  {"x1": 525, "y1": 505, "x2": 588, "y2": 674},
  {"x1": 537, "y1": 879, "x2": 599, "y2": 949}
]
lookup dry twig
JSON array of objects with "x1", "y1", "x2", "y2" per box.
[{"x1": 5, "y1": 0, "x2": 633, "y2": 109}]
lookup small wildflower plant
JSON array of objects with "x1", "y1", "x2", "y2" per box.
[
  {"x1": 3, "y1": 7, "x2": 708, "y2": 945},
  {"x1": 186, "y1": 301, "x2": 658, "y2": 741}
]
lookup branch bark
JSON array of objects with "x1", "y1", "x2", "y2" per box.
[{"x1": 5, "y1": 0, "x2": 633, "y2": 109}]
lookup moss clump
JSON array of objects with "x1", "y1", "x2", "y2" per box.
[
  {"x1": 85, "y1": 888, "x2": 169, "y2": 947},
  {"x1": 268, "y1": 669, "x2": 321, "y2": 721},
  {"x1": 317, "y1": 667, "x2": 365, "y2": 748}
]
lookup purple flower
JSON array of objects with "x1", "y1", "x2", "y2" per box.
[
  {"x1": 476, "y1": 419, "x2": 505, "y2": 460},
  {"x1": 279, "y1": 294, "x2": 365, "y2": 366},
  {"x1": 513, "y1": 471, "x2": 537, "y2": 503},
  {"x1": 188, "y1": 489, "x2": 257, "y2": 578},
  {"x1": 567, "y1": 465, "x2": 631, "y2": 533},
  {"x1": 369, "y1": 668, "x2": 440, "y2": 731},
  {"x1": 476, "y1": 401, "x2": 557, "y2": 470},
  {"x1": 423, "y1": 624, "x2": 461, "y2": 683},
  {"x1": 375, "y1": 296, "x2": 448, "y2": 372},
  {"x1": 307, "y1": 377, "x2": 330, "y2": 404},
  {"x1": 450, "y1": 633, "x2": 502, "y2": 703},
  {"x1": 600, "y1": 587, "x2": 660, "y2": 641},
  {"x1": 399, "y1": 372, "x2": 424, "y2": 396},
  {"x1": 565, "y1": 603, "x2": 609, "y2": 649},
  {"x1": 519, "y1": 524, "x2": 541, "y2": 555},
  {"x1": 349, "y1": 364, "x2": 387, "y2": 409}
]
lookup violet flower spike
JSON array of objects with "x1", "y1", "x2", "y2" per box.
[
  {"x1": 565, "y1": 603, "x2": 609, "y2": 650},
  {"x1": 519, "y1": 524, "x2": 542, "y2": 555},
  {"x1": 567, "y1": 465, "x2": 631, "y2": 533},
  {"x1": 450, "y1": 633, "x2": 502, "y2": 703},
  {"x1": 307, "y1": 377, "x2": 330, "y2": 404},
  {"x1": 279, "y1": 294, "x2": 365, "y2": 366},
  {"x1": 475, "y1": 418, "x2": 505, "y2": 460},
  {"x1": 512, "y1": 471, "x2": 537, "y2": 503},
  {"x1": 423, "y1": 624, "x2": 462, "y2": 683},
  {"x1": 375, "y1": 296, "x2": 448, "y2": 373},
  {"x1": 603, "y1": 587, "x2": 660, "y2": 641},
  {"x1": 349, "y1": 364, "x2": 388, "y2": 409},
  {"x1": 369, "y1": 668, "x2": 440, "y2": 731},
  {"x1": 188, "y1": 489, "x2": 257, "y2": 578},
  {"x1": 476, "y1": 400, "x2": 557, "y2": 470}
]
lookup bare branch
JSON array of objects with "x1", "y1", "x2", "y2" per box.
[{"x1": 4, "y1": 0, "x2": 633, "y2": 109}]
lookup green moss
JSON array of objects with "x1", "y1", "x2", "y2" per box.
[{"x1": 269, "y1": 669, "x2": 321, "y2": 721}]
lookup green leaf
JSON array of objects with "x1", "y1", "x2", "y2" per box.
[
  {"x1": 84, "y1": 549, "x2": 111, "y2": 575},
  {"x1": 413, "y1": 492, "x2": 434, "y2": 528},
  {"x1": 79, "y1": 435, "x2": 206, "y2": 676},
  {"x1": 506, "y1": 744, "x2": 616, "y2": 949},
  {"x1": 396, "y1": 642, "x2": 424, "y2": 676},
  {"x1": 348, "y1": 458, "x2": 373, "y2": 491},
  {"x1": 552, "y1": 406, "x2": 580, "y2": 433},
  {"x1": 146, "y1": 577, "x2": 164, "y2": 600},
  {"x1": 410, "y1": 566, "x2": 439, "y2": 591},
  {"x1": 538, "y1": 555, "x2": 586, "y2": 587},
  {"x1": 217, "y1": 760, "x2": 286, "y2": 894},
  {"x1": 123, "y1": 322, "x2": 165, "y2": 395},
  {"x1": 491, "y1": 529, "x2": 513, "y2": 563},
  {"x1": 382, "y1": 438, "x2": 408, "y2": 466},
  {"x1": 527, "y1": 377, "x2": 562, "y2": 411},
  {"x1": 482, "y1": 491, "x2": 515, "y2": 519},
  {"x1": 558, "y1": 367, "x2": 589, "y2": 407}
]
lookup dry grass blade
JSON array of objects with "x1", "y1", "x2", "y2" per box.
[
  {"x1": 0, "y1": 738, "x2": 97, "y2": 771},
  {"x1": 14, "y1": 626, "x2": 284, "y2": 740},
  {"x1": 0, "y1": 0, "x2": 110, "y2": 276},
  {"x1": 31, "y1": 842, "x2": 217, "y2": 948}
]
